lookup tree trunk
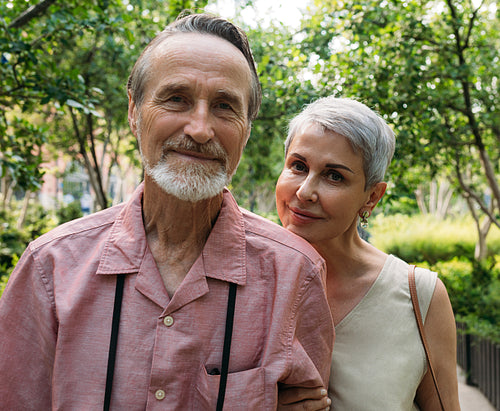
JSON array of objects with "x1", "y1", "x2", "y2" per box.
[
  {"x1": 415, "y1": 186, "x2": 428, "y2": 215},
  {"x1": 16, "y1": 190, "x2": 31, "y2": 230},
  {"x1": 69, "y1": 107, "x2": 108, "y2": 210},
  {"x1": 85, "y1": 112, "x2": 108, "y2": 209},
  {"x1": 475, "y1": 217, "x2": 492, "y2": 261}
]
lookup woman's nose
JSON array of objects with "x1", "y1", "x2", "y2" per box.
[{"x1": 296, "y1": 177, "x2": 318, "y2": 202}]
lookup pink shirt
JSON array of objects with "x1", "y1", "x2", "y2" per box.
[{"x1": 0, "y1": 183, "x2": 333, "y2": 410}]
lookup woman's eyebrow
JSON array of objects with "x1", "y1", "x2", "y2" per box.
[
  {"x1": 290, "y1": 153, "x2": 354, "y2": 174},
  {"x1": 325, "y1": 163, "x2": 354, "y2": 174}
]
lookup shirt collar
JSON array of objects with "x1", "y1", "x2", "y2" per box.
[
  {"x1": 96, "y1": 182, "x2": 147, "y2": 275},
  {"x1": 96, "y1": 184, "x2": 247, "y2": 286},
  {"x1": 202, "y1": 188, "x2": 246, "y2": 286}
]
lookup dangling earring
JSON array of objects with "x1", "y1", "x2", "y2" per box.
[{"x1": 359, "y1": 211, "x2": 370, "y2": 228}]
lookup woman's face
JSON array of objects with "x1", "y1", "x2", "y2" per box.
[{"x1": 276, "y1": 123, "x2": 381, "y2": 246}]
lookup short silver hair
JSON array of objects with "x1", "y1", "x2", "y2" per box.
[
  {"x1": 127, "y1": 13, "x2": 262, "y2": 122},
  {"x1": 284, "y1": 97, "x2": 395, "y2": 189}
]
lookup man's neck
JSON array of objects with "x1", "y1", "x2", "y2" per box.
[{"x1": 142, "y1": 180, "x2": 223, "y2": 297}]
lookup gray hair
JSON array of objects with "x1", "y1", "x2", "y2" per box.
[
  {"x1": 284, "y1": 97, "x2": 396, "y2": 189},
  {"x1": 127, "y1": 13, "x2": 262, "y2": 122}
]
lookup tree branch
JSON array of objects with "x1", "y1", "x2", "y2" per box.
[
  {"x1": 8, "y1": 0, "x2": 58, "y2": 29},
  {"x1": 454, "y1": 152, "x2": 500, "y2": 229}
]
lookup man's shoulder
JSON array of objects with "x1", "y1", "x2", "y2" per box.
[
  {"x1": 239, "y1": 207, "x2": 322, "y2": 263},
  {"x1": 30, "y1": 202, "x2": 125, "y2": 250}
]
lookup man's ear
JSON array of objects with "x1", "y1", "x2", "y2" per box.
[
  {"x1": 365, "y1": 182, "x2": 387, "y2": 212},
  {"x1": 244, "y1": 125, "x2": 252, "y2": 146},
  {"x1": 128, "y1": 91, "x2": 138, "y2": 137}
]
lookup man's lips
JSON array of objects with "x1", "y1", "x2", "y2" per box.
[{"x1": 170, "y1": 149, "x2": 219, "y2": 162}]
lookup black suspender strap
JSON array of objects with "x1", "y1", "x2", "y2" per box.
[
  {"x1": 104, "y1": 275, "x2": 125, "y2": 411},
  {"x1": 216, "y1": 282, "x2": 238, "y2": 411},
  {"x1": 103, "y1": 276, "x2": 236, "y2": 411}
]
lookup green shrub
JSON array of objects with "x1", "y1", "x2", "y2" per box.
[
  {"x1": 0, "y1": 209, "x2": 29, "y2": 279},
  {"x1": 0, "y1": 202, "x2": 56, "y2": 291},
  {"x1": 0, "y1": 273, "x2": 8, "y2": 297},
  {"x1": 0, "y1": 255, "x2": 18, "y2": 298},
  {"x1": 435, "y1": 258, "x2": 500, "y2": 343},
  {"x1": 56, "y1": 200, "x2": 83, "y2": 225},
  {"x1": 370, "y1": 214, "x2": 500, "y2": 264}
]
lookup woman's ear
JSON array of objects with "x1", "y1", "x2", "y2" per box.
[{"x1": 365, "y1": 182, "x2": 387, "y2": 211}]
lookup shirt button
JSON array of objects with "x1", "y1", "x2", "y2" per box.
[
  {"x1": 163, "y1": 316, "x2": 174, "y2": 327},
  {"x1": 155, "y1": 389, "x2": 166, "y2": 400}
]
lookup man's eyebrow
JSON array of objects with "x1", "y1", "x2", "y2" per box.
[
  {"x1": 289, "y1": 152, "x2": 355, "y2": 174},
  {"x1": 152, "y1": 84, "x2": 245, "y2": 109},
  {"x1": 215, "y1": 89, "x2": 245, "y2": 108},
  {"x1": 154, "y1": 83, "x2": 189, "y2": 99}
]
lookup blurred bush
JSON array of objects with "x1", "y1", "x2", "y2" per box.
[
  {"x1": 370, "y1": 214, "x2": 500, "y2": 264},
  {"x1": 56, "y1": 200, "x2": 83, "y2": 225},
  {"x1": 0, "y1": 201, "x2": 58, "y2": 292}
]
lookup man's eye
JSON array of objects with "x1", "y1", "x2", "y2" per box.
[
  {"x1": 169, "y1": 95, "x2": 184, "y2": 103},
  {"x1": 216, "y1": 102, "x2": 232, "y2": 110},
  {"x1": 290, "y1": 161, "x2": 307, "y2": 172}
]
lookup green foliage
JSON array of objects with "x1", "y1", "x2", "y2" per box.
[
  {"x1": 1, "y1": 116, "x2": 48, "y2": 194},
  {"x1": 0, "y1": 0, "x2": 192, "y2": 210},
  {"x1": 56, "y1": 200, "x2": 83, "y2": 225},
  {"x1": 371, "y1": 214, "x2": 500, "y2": 264},
  {"x1": 0, "y1": 211, "x2": 28, "y2": 275},
  {"x1": 0, "y1": 261, "x2": 11, "y2": 297},
  {"x1": 0, "y1": 196, "x2": 88, "y2": 296},
  {"x1": 298, "y1": 0, "x2": 500, "y2": 244},
  {"x1": 433, "y1": 258, "x2": 500, "y2": 343},
  {"x1": 0, "y1": 203, "x2": 55, "y2": 280}
]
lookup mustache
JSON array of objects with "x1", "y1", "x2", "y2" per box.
[{"x1": 162, "y1": 136, "x2": 227, "y2": 160}]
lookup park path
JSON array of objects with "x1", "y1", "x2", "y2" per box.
[{"x1": 458, "y1": 367, "x2": 496, "y2": 410}]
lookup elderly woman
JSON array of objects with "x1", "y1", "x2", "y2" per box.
[{"x1": 276, "y1": 97, "x2": 460, "y2": 410}]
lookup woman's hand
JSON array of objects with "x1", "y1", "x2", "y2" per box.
[{"x1": 277, "y1": 386, "x2": 331, "y2": 411}]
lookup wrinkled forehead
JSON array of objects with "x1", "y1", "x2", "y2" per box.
[
  {"x1": 145, "y1": 33, "x2": 251, "y2": 93},
  {"x1": 151, "y1": 32, "x2": 248, "y2": 69}
]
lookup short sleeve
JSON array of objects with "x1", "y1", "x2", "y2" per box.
[{"x1": 0, "y1": 247, "x2": 57, "y2": 409}]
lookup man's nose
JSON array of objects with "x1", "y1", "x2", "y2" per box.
[
  {"x1": 184, "y1": 103, "x2": 215, "y2": 144},
  {"x1": 296, "y1": 177, "x2": 319, "y2": 202}
]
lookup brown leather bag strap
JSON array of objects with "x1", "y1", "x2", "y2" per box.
[{"x1": 408, "y1": 265, "x2": 446, "y2": 410}]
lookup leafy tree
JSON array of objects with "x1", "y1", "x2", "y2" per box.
[
  {"x1": 296, "y1": 0, "x2": 499, "y2": 259},
  {"x1": 1, "y1": 0, "x2": 207, "y2": 212}
]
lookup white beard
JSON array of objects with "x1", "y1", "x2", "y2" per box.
[{"x1": 141, "y1": 136, "x2": 231, "y2": 202}]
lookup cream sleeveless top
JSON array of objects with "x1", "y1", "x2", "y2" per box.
[{"x1": 328, "y1": 254, "x2": 437, "y2": 410}]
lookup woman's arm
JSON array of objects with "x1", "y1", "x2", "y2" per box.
[{"x1": 415, "y1": 278, "x2": 461, "y2": 410}]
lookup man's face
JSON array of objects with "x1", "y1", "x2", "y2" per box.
[{"x1": 129, "y1": 33, "x2": 252, "y2": 201}]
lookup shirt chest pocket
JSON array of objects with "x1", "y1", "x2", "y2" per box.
[{"x1": 193, "y1": 364, "x2": 266, "y2": 409}]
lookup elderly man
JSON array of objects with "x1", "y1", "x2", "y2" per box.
[{"x1": 0, "y1": 14, "x2": 333, "y2": 409}]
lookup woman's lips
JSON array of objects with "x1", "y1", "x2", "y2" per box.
[{"x1": 288, "y1": 206, "x2": 322, "y2": 224}]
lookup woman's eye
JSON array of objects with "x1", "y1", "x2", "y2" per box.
[{"x1": 326, "y1": 170, "x2": 343, "y2": 182}]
